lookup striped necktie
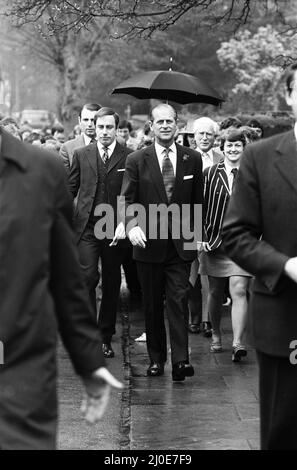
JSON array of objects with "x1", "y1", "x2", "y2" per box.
[
  {"x1": 162, "y1": 148, "x2": 175, "y2": 202},
  {"x1": 102, "y1": 146, "x2": 109, "y2": 165}
]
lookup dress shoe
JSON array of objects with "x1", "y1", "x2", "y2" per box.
[
  {"x1": 232, "y1": 344, "x2": 247, "y2": 362},
  {"x1": 202, "y1": 321, "x2": 212, "y2": 338},
  {"x1": 102, "y1": 343, "x2": 115, "y2": 358},
  {"x1": 147, "y1": 362, "x2": 164, "y2": 377},
  {"x1": 188, "y1": 324, "x2": 200, "y2": 334},
  {"x1": 172, "y1": 361, "x2": 194, "y2": 381},
  {"x1": 184, "y1": 362, "x2": 195, "y2": 377}
]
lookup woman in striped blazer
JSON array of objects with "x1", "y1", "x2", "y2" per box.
[{"x1": 199, "y1": 130, "x2": 251, "y2": 361}]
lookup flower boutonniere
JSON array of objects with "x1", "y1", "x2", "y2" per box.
[{"x1": 183, "y1": 154, "x2": 190, "y2": 162}]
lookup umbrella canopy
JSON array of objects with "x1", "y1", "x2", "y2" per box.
[{"x1": 111, "y1": 70, "x2": 224, "y2": 106}]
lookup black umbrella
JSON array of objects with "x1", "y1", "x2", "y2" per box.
[{"x1": 111, "y1": 70, "x2": 224, "y2": 106}]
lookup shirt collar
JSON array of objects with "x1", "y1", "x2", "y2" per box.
[
  {"x1": 155, "y1": 141, "x2": 176, "y2": 156},
  {"x1": 224, "y1": 158, "x2": 239, "y2": 176},
  {"x1": 84, "y1": 134, "x2": 93, "y2": 146},
  {"x1": 97, "y1": 139, "x2": 116, "y2": 154}
]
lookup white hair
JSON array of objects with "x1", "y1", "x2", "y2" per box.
[{"x1": 192, "y1": 117, "x2": 218, "y2": 135}]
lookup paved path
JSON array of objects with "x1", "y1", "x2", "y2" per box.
[{"x1": 58, "y1": 290, "x2": 260, "y2": 450}]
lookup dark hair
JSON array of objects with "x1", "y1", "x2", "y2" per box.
[
  {"x1": 285, "y1": 63, "x2": 297, "y2": 95},
  {"x1": 246, "y1": 119, "x2": 264, "y2": 133},
  {"x1": 51, "y1": 123, "x2": 64, "y2": 135},
  {"x1": 220, "y1": 130, "x2": 246, "y2": 151},
  {"x1": 220, "y1": 117, "x2": 242, "y2": 131},
  {"x1": 149, "y1": 103, "x2": 178, "y2": 122},
  {"x1": 0, "y1": 117, "x2": 19, "y2": 127},
  {"x1": 94, "y1": 107, "x2": 120, "y2": 128},
  {"x1": 118, "y1": 120, "x2": 132, "y2": 132},
  {"x1": 79, "y1": 103, "x2": 101, "y2": 118}
]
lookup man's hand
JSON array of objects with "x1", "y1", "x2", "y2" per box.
[
  {"x1": 197, "y1": 242, "x2": 209, "y2": 253},
  {"x1": 284, "y1": 257, "x2": 297, "y2": 284},
  {"x1": 109, "y1": 222, "x2": 126, "y2": 247},
  {"x1": 128, "y1": 226, "x2": 147, "y2": 248},
  {"x1": 81, "y1": 367, "x2": 123, "y2": 423}
]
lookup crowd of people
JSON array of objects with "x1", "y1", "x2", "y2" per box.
[{"x1": 1, "y1": 63, "x2": 297, "y2": 450}]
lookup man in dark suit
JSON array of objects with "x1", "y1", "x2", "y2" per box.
[
  {"x1": 222, "y1": 63, "x2": 297, "y2": 449},
  {"x1": 0, "y1": 128, "x2": 122, "y2": 450},
  {"x1": 69, "y1": 107, "x2": 132, "y2": 359},
  {"x1": 118, "y1": 103, "x2": 203, "y2": 381},
  {"x1": 60, "y1": 102, "x2": 101, "y2": 171}
]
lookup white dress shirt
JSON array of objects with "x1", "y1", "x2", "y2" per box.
[
  {"x1": 224, "y1": 159, "x2": 239, "y2": 193},
  {"x1": 155, "y1": 141, "x2": 177, "y2": 176},
  {"x1": 97, "y1": 139, "x2": 116, "y2": 161}
]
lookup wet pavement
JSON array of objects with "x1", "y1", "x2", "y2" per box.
[{"x1": 58, "y1": 288, "x2": 260, "y2": 450}]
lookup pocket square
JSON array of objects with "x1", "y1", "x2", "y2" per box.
[
  {"x1": 117, "y1": 168, "x2": 125, "y2": 172},
  {"x1": 183, "y1": 175, "x2": 193, "y2": 180}
]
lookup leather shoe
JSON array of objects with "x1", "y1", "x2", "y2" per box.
[
  {"x1": 147, "y1": 362, "x2": 164, "y2": 377},
  {"x1": 202, "y1": 321, "x2": 212, "y2": 338},
  {"x1": 102, "y1": 343, "x2": 115, "y2": 358},
  {"x1": 188, "y1": 323, "x2": 200, "y2": 334},
  {"x1": 172, "y1": 361, "x2": 194, "y2": 381}
]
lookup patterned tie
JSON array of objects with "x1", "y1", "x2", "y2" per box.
[
  {"x1": 231, "y1": 168, "x2": 238, "y2": 191},
  {"x1": 162, "y1": 148, "x2": 175, "y2": 202},
  {"x1": 102, "y1": 146, "x2": 109, "y2": 165}
]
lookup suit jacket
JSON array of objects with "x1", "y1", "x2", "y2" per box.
[
  {"x1": 68, "y1": 141, "x2": 132, "y2": 241},
  {"x1": 204, "y1": 160, "x2": 232, "y2": 250},
  {"x1": 120, "y1": 143, "x2": 204, "y2": 263},
  {"x1": 0, "y1": 129, "x2": 105, "y2": 449},
  {"x1": 222, "y1": 130, "x2": 297, "y2": 357},
  {"x1": 59, "y1": 134, "x2": 86, "y2": 171}
]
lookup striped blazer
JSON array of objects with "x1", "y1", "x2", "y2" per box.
[{"x1": 203, "y1": 160, "x2": 232, "y2": 251}]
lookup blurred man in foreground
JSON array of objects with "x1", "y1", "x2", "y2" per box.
[
  {"x1": 222, "y1": 63, "x2": 297, "y2": 449},
  {"x1": 0, "y1": 128, "x2": 122, "y2": 450}
]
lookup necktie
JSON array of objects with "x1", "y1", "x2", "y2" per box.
[
  {"x1": 102, "y1": 146, "x2": 109, "y2": 165},
  {"x1": 162, "y1": 148, "x2": 175, "y2": 202},
  {"x1": 231, "y1": 168, "x2": 238, "y2": 191},
  {"x1": 202, "y1": 152, "x2": 212, "y2": 170},
  {"x1": 90, "y1": 137, "x2": 96, "y2": 144}
]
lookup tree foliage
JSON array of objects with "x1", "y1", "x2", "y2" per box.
[
  {"x1": 5, "y1": 0, "x2": 296, "y2": 39},
  {"x1": 217, "y1": 25, "x2": 297, "y2": 111}
]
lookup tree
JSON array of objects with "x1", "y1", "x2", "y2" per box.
[
  {"x1": 5, "y1": 0, "x2": 297, "y2": 39},
  {"x1": 217, "y1": 25, "x2": 297, "y2": 112}
]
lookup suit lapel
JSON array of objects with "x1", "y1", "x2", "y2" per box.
[
  {"x1": 275, "y1": 131, "x2": 297, "y2": 196},
  {"x1": 217, "y1": 161, "x2": 231, "y2": 196},
  {"x1": 85, "y1": 144, "x2": 98, "y2": 175},
  {"x1": 144, "y1": 145, "x2": 168, "y2": 203},
  {"x1": 107, "y1": 142, "x2": 124, "y2": 173},
  {"x1": 171, "y1": 144, "x2": 184, "y2": 202}
]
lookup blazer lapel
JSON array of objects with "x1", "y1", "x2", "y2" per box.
[
  {"x1": 217, "y1": 161, "x2": 231, "y2": 196},
  {"x1": 171, "y1": 144, "x2": 184, "y2": 202},
  {"x1": 85, "y1": 144, "x2": 98, "y2": 175},
  {"x1": 144, "y1": 145, "x2": 168, "y2": 203},
  {"x1": 107, "y1": 142, "x2": 124, "y2": 173},
  {"x1": 275, "y1": 131, "x2": 297, "y2": 196}
]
